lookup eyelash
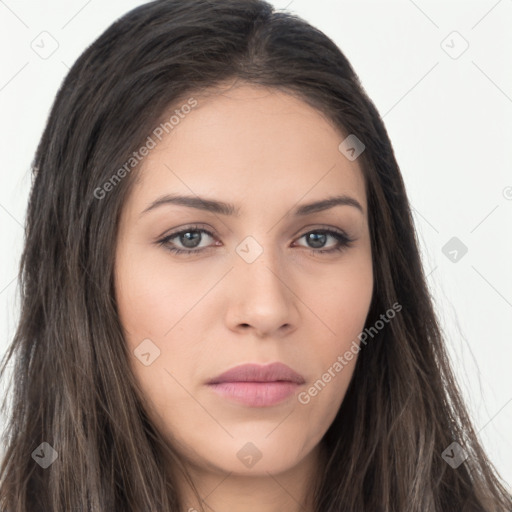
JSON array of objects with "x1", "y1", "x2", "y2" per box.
[{"x1": 156, "y1": 224, "x2": 355, "y2": 256}]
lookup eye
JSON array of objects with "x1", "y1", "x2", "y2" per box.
[
  {"x1": 157, "y1": 225, "x2": 217, "y2": 256},
  {"x1": 157, "y1": 225, "x2": 355, "y2": 256},
  {"x1": 293, "y1": 228, "x2": 355, "y2": 254}
]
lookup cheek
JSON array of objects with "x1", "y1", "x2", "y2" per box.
[
  {"x1": 294, "y1": 273, "x2": 372, "y2": 447},
  {"x1": 330, "y1": 270, "x2": 373, "y2": 348},
  {"x1": 115, "y1": 254, "x2": 206, "y2": 428},
  {"x1": 298, "y1": 250, "x2": 372, "y2": 403},
  {"x1": 311, "y1": 248, "x2": 373, "y2": 350},
  {"x1": 115, "y1": 246, "x2": 207, "y2": 342},
  {"x1": 114, "y1": 248, "x2": 204, "y2": 403}
]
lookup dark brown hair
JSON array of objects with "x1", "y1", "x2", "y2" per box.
[{"x1": 1, "y1": 0, "x2": 511, "y2": 510}]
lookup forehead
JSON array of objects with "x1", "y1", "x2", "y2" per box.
[{"x1": 128, "y1": 83, "x2": 367, "y2": 217}]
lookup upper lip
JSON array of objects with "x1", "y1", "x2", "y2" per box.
[{"x1": 207, "y1": 362, "x2": 305, "y2": 385}]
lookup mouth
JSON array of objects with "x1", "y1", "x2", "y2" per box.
[{"x1": 206, "y1": 362, "x2": 305, "y2": 407}]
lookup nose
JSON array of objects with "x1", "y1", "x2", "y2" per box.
[{"x1": 224, "y1": 247, "x2": 299, "y2": 338}]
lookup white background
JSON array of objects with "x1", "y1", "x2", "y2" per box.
[{"x1": 0, "y1": 0, "x2": 511, "y2": 490}]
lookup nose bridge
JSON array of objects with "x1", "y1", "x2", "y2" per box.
[
  {"x1": 235, "y1": 233, "x2": 288, "y2": 296},
  {"x1": 228, "y1": 232, "x2": 297, "y2": 333}
]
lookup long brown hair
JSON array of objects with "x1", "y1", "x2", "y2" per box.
[{"x1": 1, "y1": 0, "x2": 511, "y2": 510}]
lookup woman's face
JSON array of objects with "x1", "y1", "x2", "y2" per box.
[{"x1": 115, "y1": 83, "x2": 373, "y2": 478}]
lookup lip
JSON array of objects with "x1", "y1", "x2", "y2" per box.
[{"x1": 206, "y1": 362, "x2": 305, "y2": 407}]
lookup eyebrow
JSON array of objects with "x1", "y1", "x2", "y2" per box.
[{"x1": 140, "y1": 193, "x2": 364, "y2": 217}]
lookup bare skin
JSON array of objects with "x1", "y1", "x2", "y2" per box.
[{"x1": 114, "y1": 82, "x2": 373, "y2": 512}]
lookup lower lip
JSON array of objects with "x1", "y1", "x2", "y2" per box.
[{"x1": 207, "y1": 381, "x2": 300, "y2": 407}]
